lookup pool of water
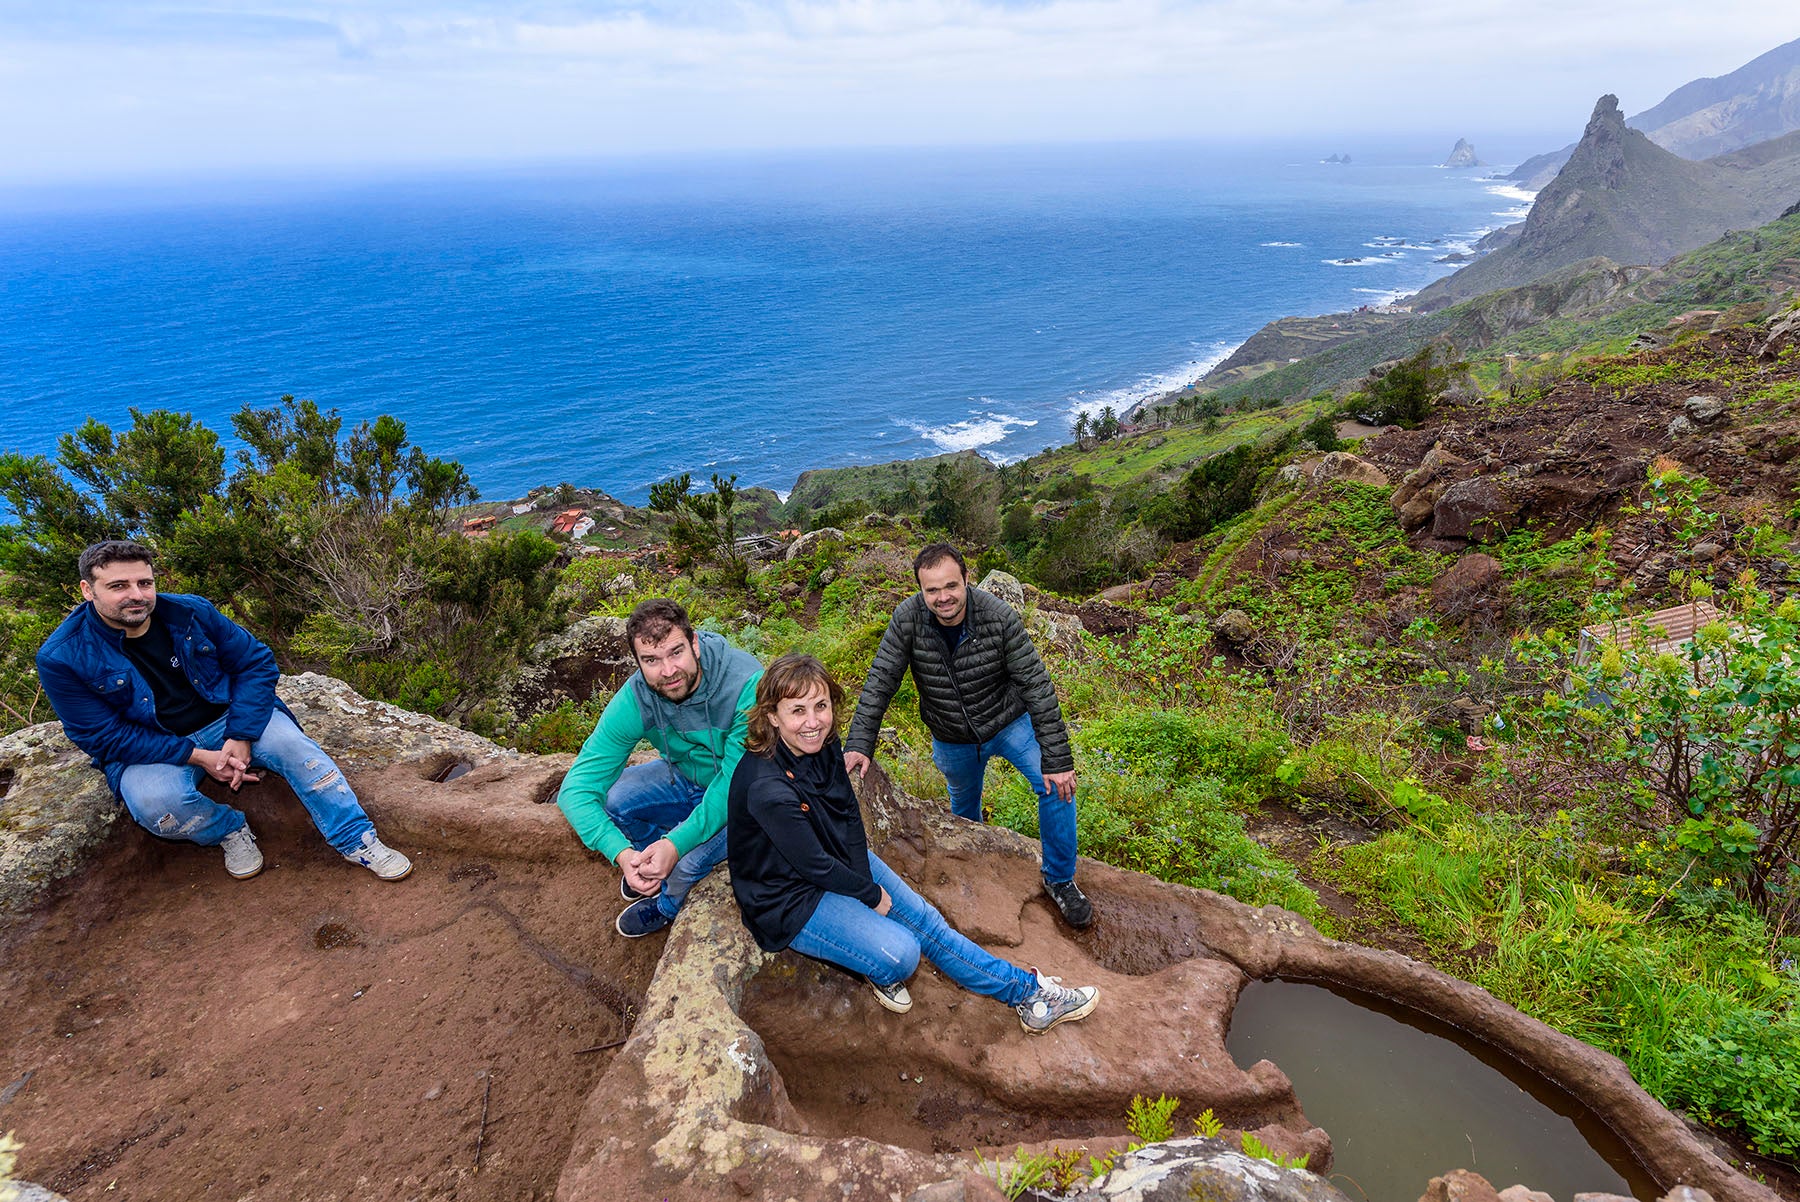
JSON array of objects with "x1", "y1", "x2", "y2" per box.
[{"x1": 1226, "y1": 979, "x2": 1659, "y2": 1202}]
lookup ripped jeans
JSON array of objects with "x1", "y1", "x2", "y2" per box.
[{"x1": 114, "y1": 710, "x2": 375, "y2": 855}]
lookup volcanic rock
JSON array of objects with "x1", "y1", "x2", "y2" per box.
[{"x1": 786, "y1": 527, "x2": 847, "y2": 561}]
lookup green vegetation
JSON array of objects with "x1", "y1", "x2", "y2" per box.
[
  {"x1": 1125, "y1": 1093, "x2": 1181, "y2": 1145},
  {"x1": 0, "y1": 397, "x2": 560, "y2": 722}
]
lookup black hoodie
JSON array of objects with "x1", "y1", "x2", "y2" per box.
[{"x1": 727, "y1": 733, "x2": 883, "y2": 952}]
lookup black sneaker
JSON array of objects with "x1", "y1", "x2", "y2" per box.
[
  {"x1": 615, "y1": 897, "x2": 674, "y2": 938},
  {"x1": 1043, "y1": 878, "x2": 1093, "y2": 928},
  {"x1": 869, "y1": 978, "x2": 914, "y2": 1014},
  {"x1": 621, "y1": 875, "x2": 648, "y2": 902}
]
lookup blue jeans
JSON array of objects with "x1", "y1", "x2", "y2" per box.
[
  {"x1": 114, "y1": 710, "x2": 373, "y2": 855},
  {"x1": 789, "y1": 852, "x2": 1038, "y2": 1007},
  {"x1": 605, "y1": 759, "x2": 729, "y2": 919},
  {"x1": 932, "y1": 712, "x2": 1078, "y2": 884}
]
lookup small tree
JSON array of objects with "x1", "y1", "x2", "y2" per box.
[
  {"x1": 648, "y1": 472, "x2": 747, "y2": 586},
  {"x1": 1072, "y1": 412, "x2": 1092, "y2": 451}
]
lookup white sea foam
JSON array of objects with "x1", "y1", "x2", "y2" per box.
[
  {"x1": 774, "y1": 487, "x2": 792, "y2": 502},
  {"x1": 1064, "y1": 342, "x2": 1237, "y2": 425},
  {"x1": 1323, "y1": 257, "x2": 1383, "y2": 267},
  {"x1": 1261, "y1": 241, "x2": 1304, "y2": 247},
  {"x1": 1353, "y1": 286, "x2": 1414, "y2": 305},
  {"x1": 900, "y1": 409, "x2": 1038, "y2": 454},
  {"x1": 1485, "y1": 182, "x2": 1538, "y2": 206}
]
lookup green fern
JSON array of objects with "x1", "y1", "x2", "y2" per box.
[
  {"x1": 1193, "y1": 1108, "x2": 1223, "y2": 1138},
  {"x1": 1125, "y1": 1093, "x2": 1181, "y2": 1147},
  {"x1": 1240, "y1": 1130, "x2": 1310, "y2": 1171}
]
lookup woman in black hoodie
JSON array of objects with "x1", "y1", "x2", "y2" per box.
[{"x1": 727, "y1": 653, "x2": 1098, "y2": 1034}]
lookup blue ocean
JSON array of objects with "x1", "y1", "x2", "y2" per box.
[{"x1": 0, "y1": 143, "x2": 1532, "y2": 504}]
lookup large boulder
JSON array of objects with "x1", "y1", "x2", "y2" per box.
[
  {"x1": 1431, "y1": 553, "x2": 1505, "y2": 613},
  {"x1": 1309, "y1": 453, "x2": 1389, "y2": 488},
  {"x1": 785, "y1": 527, "x2": 847, "y2": 562},
  {"x1": 1048, "y1": 1136, "x2": 1348, "y2": 1202},
  {"x1": 977, "y1": 569, "x2": 1027, "y2": 612},
  {"x1": 1431, "y1": 477, "x2": 1516, "y2": 541},
  {"x1": 495, "y1": 614, "x2": 633, "y2": 718}
]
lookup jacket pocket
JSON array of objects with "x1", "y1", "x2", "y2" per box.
[
  {"x1": 89, "y1": 672, "x2": 134, "y2": 708},
  {"x1": 184, "y1": 637, "x2": 225, "y2": 695}
]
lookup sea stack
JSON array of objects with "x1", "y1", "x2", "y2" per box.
[{"x1": 1442, "y1": 138, "x2": 1482, "y2": 168}]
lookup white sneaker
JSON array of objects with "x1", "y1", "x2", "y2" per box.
[
  {"x1": 1016, "y1": 969, "x2": 1098, "y2": 1035},
  {"x1": 221, "y1": 826, "x2": 263, "y2": 879},
  {"x1": 343, "y1": 831, "x2": 413, "y2": 881}
]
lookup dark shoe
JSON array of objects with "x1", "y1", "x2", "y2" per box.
[
  {"x1": 1016, "y1": 970, "x2": 1099, "y2": 1035},
  {"x1": 869, "y1": 978, "x2": 914, "y2": 1014},
  {"x1": 1044, "y1": 878, "x2": 1093, "y2": 928},
  {"x1": 621, "y1": 875, "x2": 648, "y2": 902},
  {"x1": 615, "y1": 897, "x2": 674, "y2": 938}
]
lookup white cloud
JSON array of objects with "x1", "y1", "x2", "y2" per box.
[{"x1": 0, "y1": 1, "x2": 1794, "y2": 179}]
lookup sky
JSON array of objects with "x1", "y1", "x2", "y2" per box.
[{"x1": 1, "y1": 2, "x2": 1797, "y2": 182}]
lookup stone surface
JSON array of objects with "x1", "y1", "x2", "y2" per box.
[
  {"x1": 1432, "y1": 476, "x2": 1516, "y2": 541},
  {"x1": 495, "y1": 614, "x2": 633, "y2": 720},
  {"x1": 1059, "y1": 1137, "x2": 1349, "y2": 1202},
  {"x1": 1684, "y1": 395, "x2": 1727, "y2": 425},
  {"x1": 2, "y1": 676, "x2": 1784, "y2": 1202},
  {"x1": 1420, "y1": 1168, "x2": 1505, "y2": 1202},
  {"x1": 1212, "y1": 609, "x2": 1258, "y2": 645},
  {"x1": 1432, "y1": 553, "x2": 1506, "y2": 612},
  {"x1": 785, "y1": 527, "x2": 847, "y2": 561},
  {"x1": 1496, "y1": 1188, "x2": 1556, "y2": 1202},
  {"x1": 1310, "y1": 452, "x2": 1390, "y2": 488},
  {"x1": 977, "y1": 569, "x2": 1027, "y2": 612},
  {"x1": 5, "y1": 1183, "x2": 72, "y2": 1202}
]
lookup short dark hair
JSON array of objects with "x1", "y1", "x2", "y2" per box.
[
  {"x1": 913, "y1": 542, "x2": 967, "y2": 582},
  {"x1": 626, "y1": 598, "x2": 695, "y2": 653},
  {"x1": 79, "y1": 540, "x2": 156, "y2": 583}
]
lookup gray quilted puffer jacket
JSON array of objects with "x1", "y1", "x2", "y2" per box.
[{"x1": 844, "y1": 586, "x2": 1073, "y2": 773}]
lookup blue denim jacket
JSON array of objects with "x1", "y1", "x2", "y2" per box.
[{"x1": 36, "y1": 593, "x2": 292, "y2": 793}]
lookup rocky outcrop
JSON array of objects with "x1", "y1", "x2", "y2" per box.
[
  {"x1": 1309, "y1": 452, "x2": 1389, "y2": 488},
  {"x1": 786, "y1": 526, "x2": 847, "y2": 561},
  {"x1": 494, "y1": 614, "x2": 634, "y2": 719},
  {"x1": 1431, "y1": 553, "x2": 1505, "y2": 614},
  {"x1": 1, "y1": 676, "x2": 1781, "y2": 1202},
  {"x1": 1416, "y1": 95, "x2": 1800, "y2": 313},
  {"x1": 1442, "y1": 139, "x2": 1482, "y2": 169},
  {"x1": 1045, "y1": 1137, "x2": 1351, "y2": 1202},
  {"x1": 0, "y1": 674, "x2": 528, "y2": 931},
  {"x1": 977, "y1": 569, "x2": 1028, "y2": 611}
]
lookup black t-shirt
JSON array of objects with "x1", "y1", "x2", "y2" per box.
[
  {"x1": 934, "y1": 616, "x2": 965, "y2": 659},
  {"x1": 120, "y1": 613, "x2": 228, "y2": 737}
]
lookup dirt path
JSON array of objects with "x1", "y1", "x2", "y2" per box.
[{"x1": 0, "y1": 803, "x2": 659, "y2": 1202}]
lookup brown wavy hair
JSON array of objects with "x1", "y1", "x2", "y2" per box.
[{"x1": 746, "y1": 654, "x2": 846, "y2": 756}]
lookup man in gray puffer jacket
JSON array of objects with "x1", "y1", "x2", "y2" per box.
[{"x1": 844, "y1": 543, "x2": 1091, "y2": 928}]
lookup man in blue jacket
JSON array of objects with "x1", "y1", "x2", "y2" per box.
[{"x1": 36, "y1": 540, "x2": 412, "y2": 882}]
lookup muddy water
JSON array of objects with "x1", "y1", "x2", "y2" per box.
[{"x1": 1227, "y1": 979, "x2": 1659, "y2": 1202}]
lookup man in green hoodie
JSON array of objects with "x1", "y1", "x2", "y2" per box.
[{"x1": 556, "y1": 598, "x2": 762, "y2": 937}]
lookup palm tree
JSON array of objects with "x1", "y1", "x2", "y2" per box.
[{"x1": 1073, "y1": 411, "x2": 1091, "y2": 450}]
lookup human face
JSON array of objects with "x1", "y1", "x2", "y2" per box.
[
  {"x1": 770, "y1": 684, "x2": 834, "y2": 757},
  {"x1": 916, "y1": 558, "x2": 968, "y2": 626},
  {"x1": 633, "y1": 629, "x2": 702, "y2": 702},
  {"x1": 81, "y1": 560, "x2": 158, "y2": 635}
]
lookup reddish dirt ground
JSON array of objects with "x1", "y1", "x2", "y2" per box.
[{"x1": 0, "y1": 784, "x2": 659, "y2": 1202}]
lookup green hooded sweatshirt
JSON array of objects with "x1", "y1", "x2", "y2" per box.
[{"x1": 556, "y1": 630, "x2": 762, "y2": 862}]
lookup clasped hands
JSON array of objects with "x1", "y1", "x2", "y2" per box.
[
  {"x1": 190, "y1": 738, "x2": 259, "y2": 790},
  {"x1": 616, "y1": 838, "x2": 679, "y2": 896}
]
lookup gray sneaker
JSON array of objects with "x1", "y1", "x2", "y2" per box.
[
  {"x1": 1016, "y1": 969, "x2": 1098, "y2": 1035},
  {"x1": 869, "y1": 979, "x2": 914, "y2": 1014},
  {"x1": 343, "y1": 831, "x2": 413, "y2": 881},
  {"x1": 221, "y1": 825, "x2": 263, "y2": 879}
]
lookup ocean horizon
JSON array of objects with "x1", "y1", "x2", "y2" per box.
[{"x1": 1, "y1": 140, "x2": 1533, "y2": 505}]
